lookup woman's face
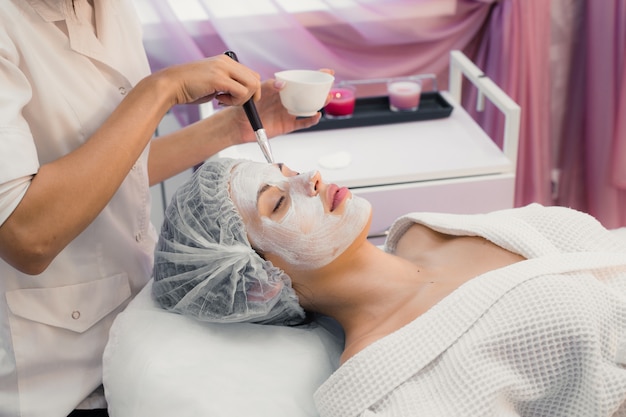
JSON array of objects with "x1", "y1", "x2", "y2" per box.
[{"x1": 229, "y1": 161, "x2": 371, "y2": 271}]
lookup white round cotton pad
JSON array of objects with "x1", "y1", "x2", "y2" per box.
[{"x1": 318, "y1": 151, "x2": 352, "y2": 170}]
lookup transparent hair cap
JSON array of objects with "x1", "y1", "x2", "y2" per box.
[{"x1": 152, "y1": 157, "x2": 305, "y2": 325}]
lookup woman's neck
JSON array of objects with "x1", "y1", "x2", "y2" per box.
[
  {"x1": 296, "y1": 241, "x2": 432, "y2": 363},
  {"x1": 305, "y1": 224, "x2": 526, "y2": 363}
]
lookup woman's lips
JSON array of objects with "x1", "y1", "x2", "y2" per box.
[{"x1": 329, "y1": 185, "x2": 350, "y2": 211}]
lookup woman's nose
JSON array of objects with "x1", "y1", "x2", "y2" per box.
[{"x1": 307, "y1": 171, "x2": 322, "y2": 196}]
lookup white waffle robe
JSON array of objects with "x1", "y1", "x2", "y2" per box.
[{"x1": 315, "y1": 204, "x2": 626, "y2": 417}]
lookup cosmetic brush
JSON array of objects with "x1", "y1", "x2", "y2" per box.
[{"x1": 224, "y1": 50, "x2": 274, "y2": 164}]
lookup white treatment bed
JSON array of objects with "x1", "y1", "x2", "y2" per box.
[
  {"x1": 103, "y1": 227, "x2": 626, "y2": 417},
  {"x1": 102, "y1": 279, "x2": 343, "y2": 417}
]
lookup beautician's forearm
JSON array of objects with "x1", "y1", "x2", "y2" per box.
[
  {"x1": 147, "y1": 107, "x2": 244, "y2": 185},
  {"x1": 0, "y1": 75, "x2": 173, "y2": 275}
]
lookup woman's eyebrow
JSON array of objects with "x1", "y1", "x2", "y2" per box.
[
  {"x1": 257, "y1": 184, "x2": 271, "y2": 204},
  {"x1": 257, "y1": 164, "x2": 284, "y2": 204}
]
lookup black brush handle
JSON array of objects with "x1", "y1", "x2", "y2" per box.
[{"x1": 224, "y1": 50, "x2": 263, "y2": 131}]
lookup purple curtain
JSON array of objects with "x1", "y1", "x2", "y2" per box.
[
  {"x1": 557, "y1": 0, "x2": 626, "y2": 229},
  {"x1": 136, "y1": 0, "x2": 626, "y2": 227},
  {"x1": 137, "y1": 0, "x2": 496, "y2": 150},
  {"x1": 462, "y1": 0, "x2": 553, "y2": 207},
  {"x1": 138, "y1": 0, "x2": 491, "y2": 83}
]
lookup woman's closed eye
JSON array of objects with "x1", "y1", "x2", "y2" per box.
[
  {"x1": 273, "y1": 195, "x2": 286, "y2": 213},
  {"x1": 258, "y1": 186, "x2": 290, "y2": 219}
]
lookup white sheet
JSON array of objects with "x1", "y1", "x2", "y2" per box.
[{"x1": 103, "y1": 280, "x2": 343, "y2": 417}]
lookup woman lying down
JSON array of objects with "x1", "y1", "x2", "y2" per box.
[{"x1": 152, "y1": 157, "x2": 626, "y2": 417}]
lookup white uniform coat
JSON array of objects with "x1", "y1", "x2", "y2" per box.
[
  {"x1": 0, "y1": 1, "x2": 155, "y2": 416},
  {"x1": 315, "y1": 204, "x2": 626, "y2": 417}
]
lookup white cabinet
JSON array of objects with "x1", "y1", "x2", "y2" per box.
[{"x1": 219, "y1": 51, "x2": 520, "y2": 244}]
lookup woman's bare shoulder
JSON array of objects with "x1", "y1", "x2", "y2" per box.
[{"x1": 394, "y1": 223, "x2": 451, "y2": 259}]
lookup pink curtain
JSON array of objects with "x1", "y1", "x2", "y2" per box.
[
  {"x1": 138, "y1": 0, "x2": 496, "y2": 144},
  {"x1": 557, "y1": 0, "x2": 626, "y2": 229},
  {"x1": 462, "y1": 0, "x2": 553, "y2": 207},
  {"x1": 138, "y1": 0, "x2": 492, "y2": 83},
  {"x1": 137, "y1": 0, "x2": 625, "y2": 227}
]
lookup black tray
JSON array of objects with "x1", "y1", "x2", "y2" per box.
[{"x1": 298, "y1": 91, "x2": 453, "y2": 133}]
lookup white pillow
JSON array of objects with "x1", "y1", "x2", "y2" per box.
[{"x1": 103, "y1": 280, "x2": 343, "y2": 417}]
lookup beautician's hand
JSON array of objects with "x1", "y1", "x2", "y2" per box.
[
  {"x1": 155, "y1": 54, "x2": 262, "y2": 107},
  {"x1": 232, "y1": 69, "x2": 335, "y2": 144}
]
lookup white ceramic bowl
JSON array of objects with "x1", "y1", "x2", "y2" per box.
[{"x1": 274, "y1": 70, "x2": 335, "y2": 117}]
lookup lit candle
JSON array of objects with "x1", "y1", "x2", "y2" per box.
[
  {"x1": 387, "y1": 80, "x2": 422, "y2": 112},
  {"x1": 324, "y1": 86, "x2": 356, "y2": 118}
]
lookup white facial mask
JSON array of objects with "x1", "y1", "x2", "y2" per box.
[{"x1": 230, "y1": 162, "x2": 371, "y2": 270}]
